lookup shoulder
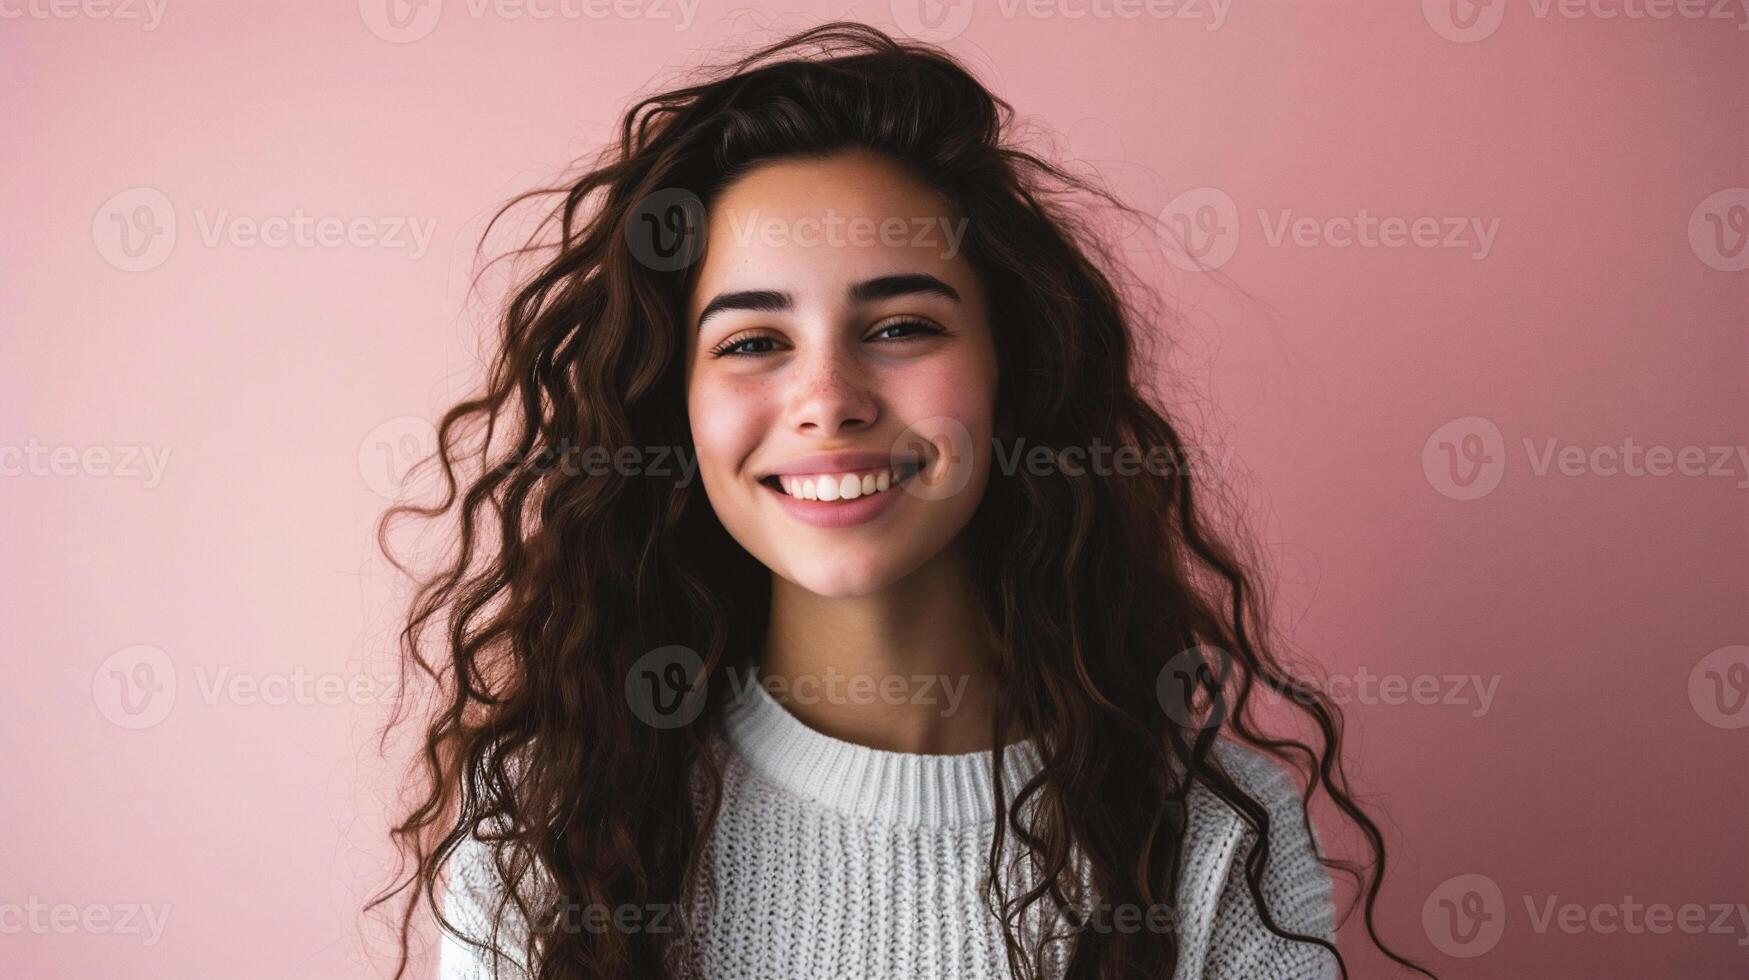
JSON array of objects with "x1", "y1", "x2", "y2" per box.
[
  {"x1": 1180, "y1": 738, "x2": 1339, "y2": 980},
  {"x1": 1203, "y1": 738, "x2": 1309, "y2": 819},
  {"x1": 438, "y1": 829, "x2": 537, "y2": 980},
  {"x1": 1186, "y1": 738, "x2": 1325, "y2": 867}
]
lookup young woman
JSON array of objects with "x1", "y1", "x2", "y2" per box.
[{"x1": 372, "y1": 22, "x2": 1435, "y2": 980}]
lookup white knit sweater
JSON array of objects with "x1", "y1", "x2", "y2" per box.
[{"x1": 438, "y1": 677, "x2": 1338, "y2": 979}]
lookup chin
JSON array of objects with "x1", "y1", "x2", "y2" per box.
[{"x1": 778, "y1": 557, "x2": 907, "y2": 599}]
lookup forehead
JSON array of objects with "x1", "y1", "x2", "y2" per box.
[
  {"x1": 714, "y1": 150, "x2": 947, "y2": 220},
  {"x1": 685, "y1": 152, "x2": 971, "y2": 319}
]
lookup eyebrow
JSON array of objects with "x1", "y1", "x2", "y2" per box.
[{"x1": 695, "y1": 273, "x2": 962, "y2": 332}]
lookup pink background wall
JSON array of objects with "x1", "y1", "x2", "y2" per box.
[{"x1": 3, "y1": 2, "x2": 1743, "y2": 977}]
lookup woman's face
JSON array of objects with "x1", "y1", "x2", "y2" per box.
[{"x1": 684, "y1": 150, "x2": 997, "y2": 599}]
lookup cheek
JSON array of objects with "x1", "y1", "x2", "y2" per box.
[
  {"x1": 688, "y1": 376, "x2": 770, "y2": 477},
  {"x1": 892, "y1": 353, "x2": 997, "y2": 437}
]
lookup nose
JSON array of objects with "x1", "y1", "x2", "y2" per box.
[{"x1": 785, "y1": 342, "x2": 878, "y2": 437}]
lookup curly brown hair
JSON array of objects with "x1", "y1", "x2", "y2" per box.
[{"x1": 366, "y1": 21, "x2": 1437, "y2": 980}]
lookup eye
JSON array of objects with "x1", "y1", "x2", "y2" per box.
[
  {"x1": 706, "y1": 317, "x2": 948, "y2": 359},
  {"x1": 868, "y1": 316, "x2": 947, "y2": 342},
  {"x1": 708, "y1": 333, "x2": 780, "y2": 358}
]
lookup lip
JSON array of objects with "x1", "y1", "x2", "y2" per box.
[
  {"x1": 758, "y1": 461, "x2": 924, "y2": 529},
  {"x1": 760, "y1": 450, "x2": 923, "y2": 478}
]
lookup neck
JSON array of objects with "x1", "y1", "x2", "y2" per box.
[{"x1": 755, "y1": 542, "x2": 1013, "y2": 754}]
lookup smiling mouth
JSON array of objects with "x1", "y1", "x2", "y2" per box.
[{"x1": 758, "y1": 460, "x2": 926, "y2": 501}]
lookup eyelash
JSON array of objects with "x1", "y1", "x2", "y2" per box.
[{"x1": 707, "y1": 317, "x2": 947, "y2": 359}]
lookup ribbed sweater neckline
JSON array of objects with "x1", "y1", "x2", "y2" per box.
[{"x1": 720, "y1": 667, "x2": 1044, "y2": 829}]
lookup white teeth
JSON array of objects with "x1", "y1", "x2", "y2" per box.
[{"x1": 776, "y1": 467, "x2": 909, "y2": 502}]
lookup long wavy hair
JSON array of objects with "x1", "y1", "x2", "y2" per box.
[{"x1": 368, "y1": 21, "x2": 1436, "y2": 980}]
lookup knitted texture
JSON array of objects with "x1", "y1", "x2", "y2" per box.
[{"x1": 438, "y1": 678, "x2": 1338, "y2": 979}]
